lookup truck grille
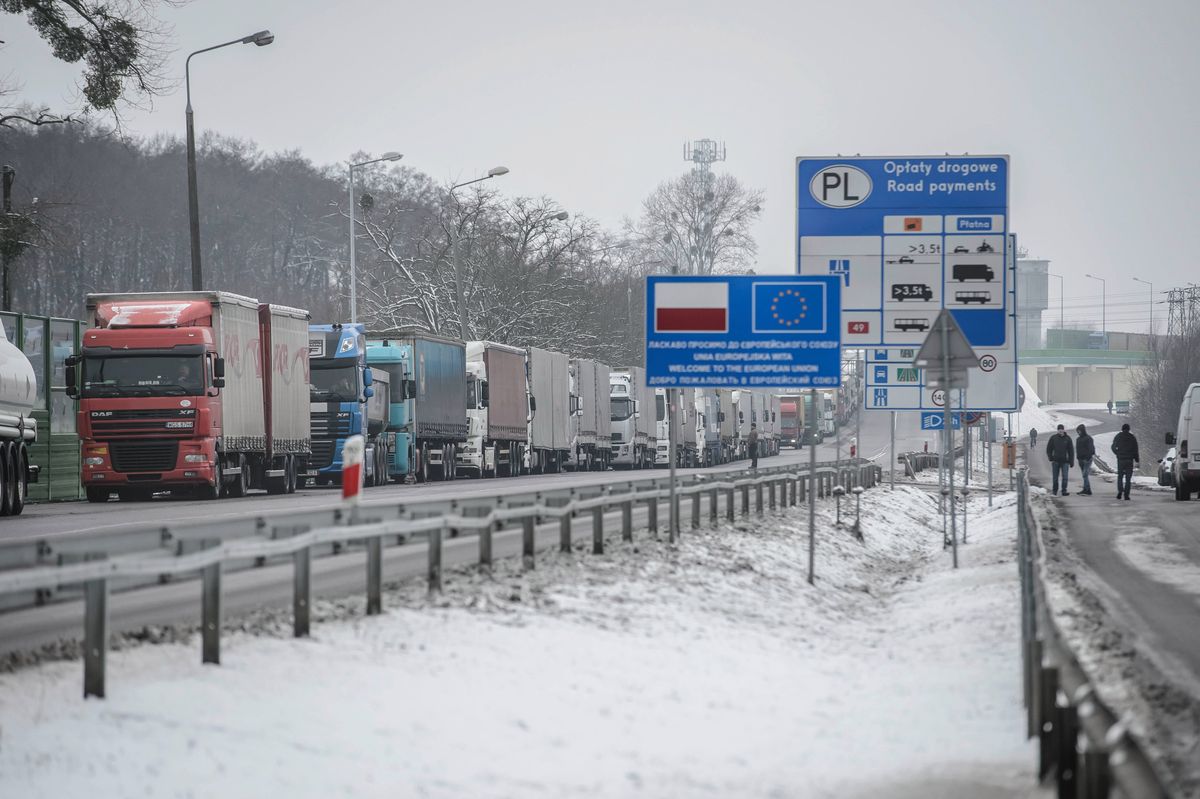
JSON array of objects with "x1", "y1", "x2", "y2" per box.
[
  {"x1": 90, "y1": 409, "x2": 196, "y2": 437},
  {"x1": 311, "y1": 439, "x2": 336, "y2": 469},
  {"x1": 310, "y1": 412, "x2": 351, "y2": 439},
  {"x1": 110, "y1": 440, "x2": 179, "y2": 473}
]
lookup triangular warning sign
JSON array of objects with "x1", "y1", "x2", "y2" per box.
[{"x1": 913, "y1": 310, "x2": 978, "y2": 374}]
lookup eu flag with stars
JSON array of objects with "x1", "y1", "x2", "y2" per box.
[{"x1": 752, "y1": 281, "x2": 827, "y2": 334}]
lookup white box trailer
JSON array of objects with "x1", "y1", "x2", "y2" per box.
[
  {"x1": 260, "y1": 304, "x2": 312, "y2": 464},
  {"x1": 654, "y1": 387, "x2": 696, "y2": 467},
  {"x1": 694, "y1": 389, "x2": 722, "y2": 467},
  {"x1": 525, "y1": 346, "x2": 571, "y2": 473},
  {"x1": 567, "y1": 357, "x2": 611, "y2": 470},
  {"x1": 733, "y1": 389, "x2": 755, "y2": 459},
  {"x1": 609, "y1": 366, "x2": 655, "y2": 469}
]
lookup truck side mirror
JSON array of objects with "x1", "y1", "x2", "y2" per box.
[
  {"x1": 633, "y1": 400, "x2": 639, "y2": 415},
  {"x1": 1166, "y1": 432, "x2": 1176, "y2": 445},
  {"x1": 405, "y1": 379, "x2": 417, "y2": 399},
  {"x1": 480, "y1": 381, "x2": 489, "y2": 408},
  {"x1": 363, "y1": 367, "x2": 374, "y2": 387},
  {"x1": 529, "y1": 395, "x2": 537, "y2": 413},
  {"x1": 718, "y1": 412, "x2": 726, "y2": 422},
  {"x1": 364, "y1": 386, "x2": 375, "y2": 399},
  {"x1": 214, "y1": 357, "x2": 226, "y2": 379}
]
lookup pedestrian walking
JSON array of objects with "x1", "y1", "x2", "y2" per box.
[
  {"x1": 1111, "y1": 423, "x2": 1140, "y2": 500},
  {"x1": 1075, "y1": 424, "x2": 1095, "y2": 495},
  {"x1": 1045, "y1": 424, "x2": 1074, "y2": 496},
  {"x1": 1029, "y1": 428, "x2": 1038, "y2": 447},
  {"x1": 747, "y1": 423, "x2": 760, "y2": 469},
  {"x1": 1106, "y1": 400, "x2": 1114, "y2": 414}
]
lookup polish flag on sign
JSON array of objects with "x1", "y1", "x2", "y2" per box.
[{"x1": 654, "y1": 281, "x2": 729, "y2": 333}]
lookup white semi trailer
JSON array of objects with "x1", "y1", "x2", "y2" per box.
[{"x1": 609, "y1": 367, "x2": 655, "y2": 469}]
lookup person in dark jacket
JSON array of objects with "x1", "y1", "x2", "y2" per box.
[
  {"x1": 1075, "y1": 424, "x2": 1095, "y2": 495},
  {"x1": 747, "y1": 423, "x2": 759, "y2": 469},
  {"x1": 1029, "y1": 428, "x2": 1038, "y2": 447},
  {"x1": 1045, "y1": 424, "x2": 1075, "y2": 496},
  {"x1": 1111, "y1": 423, "x2": 1140, "y2": 500}
]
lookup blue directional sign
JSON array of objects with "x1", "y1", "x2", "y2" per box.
[
  {"x1": 645, "y1": 275, "x2": 842, "y2": 388},
  {"x1": 796, "y1": 155, "x2": 1009, "y2": 349},
  {"x1": 921, "y1": 412, "x2": 961, "y2": 430}
]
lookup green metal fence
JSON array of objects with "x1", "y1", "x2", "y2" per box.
[{"x1": 0, "y1": 312, "x2": 83, "y2": 502}]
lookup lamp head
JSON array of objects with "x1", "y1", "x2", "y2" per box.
[
  {"x1": 244, "y1": 30, "x2": 274, "y2": 46},
  {"x1": 382, "y1": 152, "x2": 403, "y2": 162},
  {"x1": 550, "y1": 211, "x2": 569, "y2": 222},
  {"x1": 487, "y1": 166, "x2": 509, "y2": 177}
]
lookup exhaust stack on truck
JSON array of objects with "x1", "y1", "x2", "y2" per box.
[{"x1": 69, "y1": 292, "x2": 310, "y2": 502}]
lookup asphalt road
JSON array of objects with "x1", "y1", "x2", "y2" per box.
[
  {"x1": 0, "y1": 408, "x2": 940, "y2": 655},
  {"x1": 1027, "y1": 409, "x2": 1200, "y2": 694},
  {"x1": 2, "y1": 408, "x2": 937, "y2": 544}
]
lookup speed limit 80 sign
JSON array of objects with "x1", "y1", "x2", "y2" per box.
[{"x1": 978, "y1": 354, "x2": 998, "y2": 372}]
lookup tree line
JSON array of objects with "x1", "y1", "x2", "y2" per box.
[{"x1": 0, "y1": 121, "x2": 763, "y2": 367}]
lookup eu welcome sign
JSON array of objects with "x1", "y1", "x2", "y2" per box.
[{"x1": 645, "y1": 275, "x2": 841, "y2": 388}]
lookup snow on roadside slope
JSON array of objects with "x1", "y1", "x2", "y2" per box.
[
  {"x1": 0, "y1": 488, "x2": 1039, "y2": 799},
  {"x1": 1014, "y1": 373, "x2": 1098, "y2": 437}
]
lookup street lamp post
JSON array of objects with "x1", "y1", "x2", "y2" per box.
[
  {"x1": 1084, "y1": 273, "x2": 1106, "y2": 342},
  {"x1": 348, "y1": 152, "x2": 403, "y2": 323},
  {"x1": 185, "y1": 30, "x2": 274, "y2": 292},
  {"x1": 448, "y1": 167, "x2": 511, "y2": 340},
  {"x1": 1048, "y1": 272, "x2": 1064, "y2": 344},
  {"x1": 1132, "y1": 277, "x2": 1153, "y2": 336}
]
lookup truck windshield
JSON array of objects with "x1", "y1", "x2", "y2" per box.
[
  {"x1": 310, "y1": 361, "x2": 359, "y2": 402},
  {"x1": 82, "y1": 355, "x2": 203, "y2": 397},
  {"x1": 610, "y1": 397, "x2": 634, "y2": 422}
]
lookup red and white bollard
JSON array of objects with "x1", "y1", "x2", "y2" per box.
[{"x1": 342, "y1": 435, "x2": 365, "y2": 505}]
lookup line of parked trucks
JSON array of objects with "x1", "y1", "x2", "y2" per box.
[{"x1": 57, "y1": 291, "x2": 813, "y2": 502}]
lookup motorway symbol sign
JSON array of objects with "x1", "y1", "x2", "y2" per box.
[
  {"x1": 796, "y1": 155, "x2": 1009, "y2": 349},
  {"x1": 645, "y1": 275, "x2": 842, "y2": 389}
]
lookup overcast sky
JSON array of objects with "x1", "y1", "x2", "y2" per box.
[{"x1": 3, "y1": 0, "x2": 1197, "y2": 331}]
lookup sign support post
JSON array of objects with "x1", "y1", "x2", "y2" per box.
[
  {"x1": 808, "y1": 387, "x2": 817, "y2": 585},
  {"x1": 668, "y1": 388, "x2": 678, "y2": 544},
  {"x1": 889, "y1": 410, "x2": 895, "y2": 490},
  {"x1": 987, "y1": 413, "x2": 994, "y2": 506},
  {"x1": 942, "y1": 321, "x2": 957, "y2": 568}
]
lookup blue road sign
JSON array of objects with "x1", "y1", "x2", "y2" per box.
[
  {"x1": 796, "y1": 155, "x2": 1009, "y2": 350},
  {"x1": 645, "y1": 275, "x2": 842, "y2": 389},
  {"x1": 921, "y1": 412, "x2": 962, "y2": 430},
  {"x1": 873, "y1": 365, "x2": 888, "y2": 383}
]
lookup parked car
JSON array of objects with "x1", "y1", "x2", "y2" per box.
[{"x1": 1158, "y1": 447, "x2": 1177, "y2": 487}]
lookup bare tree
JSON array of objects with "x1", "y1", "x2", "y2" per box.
[
  {"x1": 628, "y1": 170, "x2": 763, "y2": 275},
  {"x1": 1, "y1": 0, "x2": 179, "y2": 128},
  {"x1": 1131, "y1": 325, "x2": 1200, "y2": 445}
]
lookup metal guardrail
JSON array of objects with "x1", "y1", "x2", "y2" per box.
[
  {"x1": 0, "y1": 459, "x2": 882, "y2": 698},
  {"x1": 0, "y1": 459, "x2": 864, "y2": 611},
  {"x1": 1016, "y1": 467, "x2": 1172, "y2": 797}
]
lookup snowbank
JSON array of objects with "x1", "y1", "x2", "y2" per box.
[
  {"x1": 0, "y1": 489, "x2": 1038, "y2": 798},
  {"x1": 1013, "y1": 374, "x2": 1098, "y2": 439}
]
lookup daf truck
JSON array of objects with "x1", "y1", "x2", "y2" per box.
[
  {"x1": 365, "y1": 331, "x2": 468, "y2": 483},
  {"x1": 306, "y1": 323, "x2": 390, "y2": 487},
  {"x1": 609, "y1": 366, "x2": 655, "y2": 469},
  {"x1": 70, "y1": 292, "x2": 310, "y2": 501},
  {"x1": 462, "y1": 341, "x2": 529, "y2": 477}
]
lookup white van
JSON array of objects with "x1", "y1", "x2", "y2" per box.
[{"x1": 1166, "y1": 382, "x2": 1200, "y2": 500}]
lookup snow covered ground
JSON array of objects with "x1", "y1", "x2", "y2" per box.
[{"x1": 0, "y1": 488, "x2": 1042, "y2": 799}]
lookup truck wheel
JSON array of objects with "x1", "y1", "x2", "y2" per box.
[
  {"x1": 0, "y1": 443, "x2": 12, "y2": 516},
  {"x1": 86, "y1": 486, "x2": 110, "y2": 503},
  {"x1": 417, "y1": 444, "x2": 429, "y2": 483},
  {"x1": 228, "y1": 456, "x2": 250, "y2": 498},
  {"x1": 11, "y1": 443, "x2": 27, "y2": 515},
  {"x1": 285, "y1": 455, "x2": 297, "y2": 494},
  {"x1": 1175, "y1": 478, "x2": 1190, "y2": 501},
  {"x1": 199, "y1": 460, "x2": 222, "y2": 500},
  {"x1": 443, "y1": 444, "x2": 456, "y2": 481}
]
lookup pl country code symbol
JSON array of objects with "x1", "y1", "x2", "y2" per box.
[
  {"x1": 653, "y1": 281, "x2": 729, "y2": 333},
  {"x1": 752, "y1": 281, "x2": 828, "y2": 334}
]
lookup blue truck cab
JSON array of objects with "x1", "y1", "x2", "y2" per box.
[{"x1": 306, "y1": 323, "x2": 389, "y2": 486}]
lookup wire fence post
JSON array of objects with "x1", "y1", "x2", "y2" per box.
[
  {"x1": 622, "y1": 496, "x2": 633, "y2": 542},
  {"x1": 709, "y1": 486, "x2": 718, "y2": 525},
  {"x1": 561, "y1": 490, "x2": 575, "y2": 552},
  {"x1": 592, "y1": 492, "x2": 605, "y2": 555},
  {"x1": 647, "y1": 491, "x2": 658, "y2": 538},
  {"x1": 726, "y1": 487, "x2": 735, "y2": 521},
  {"x1": 741, "y1": 484, "x2": 750, "y2": 516},
  {"x1": 691, "y1": 489, "x2": 700, "y2": 529},
  {"x1": 522, "y1": 513, "x2": 536, "y2": 570}
]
